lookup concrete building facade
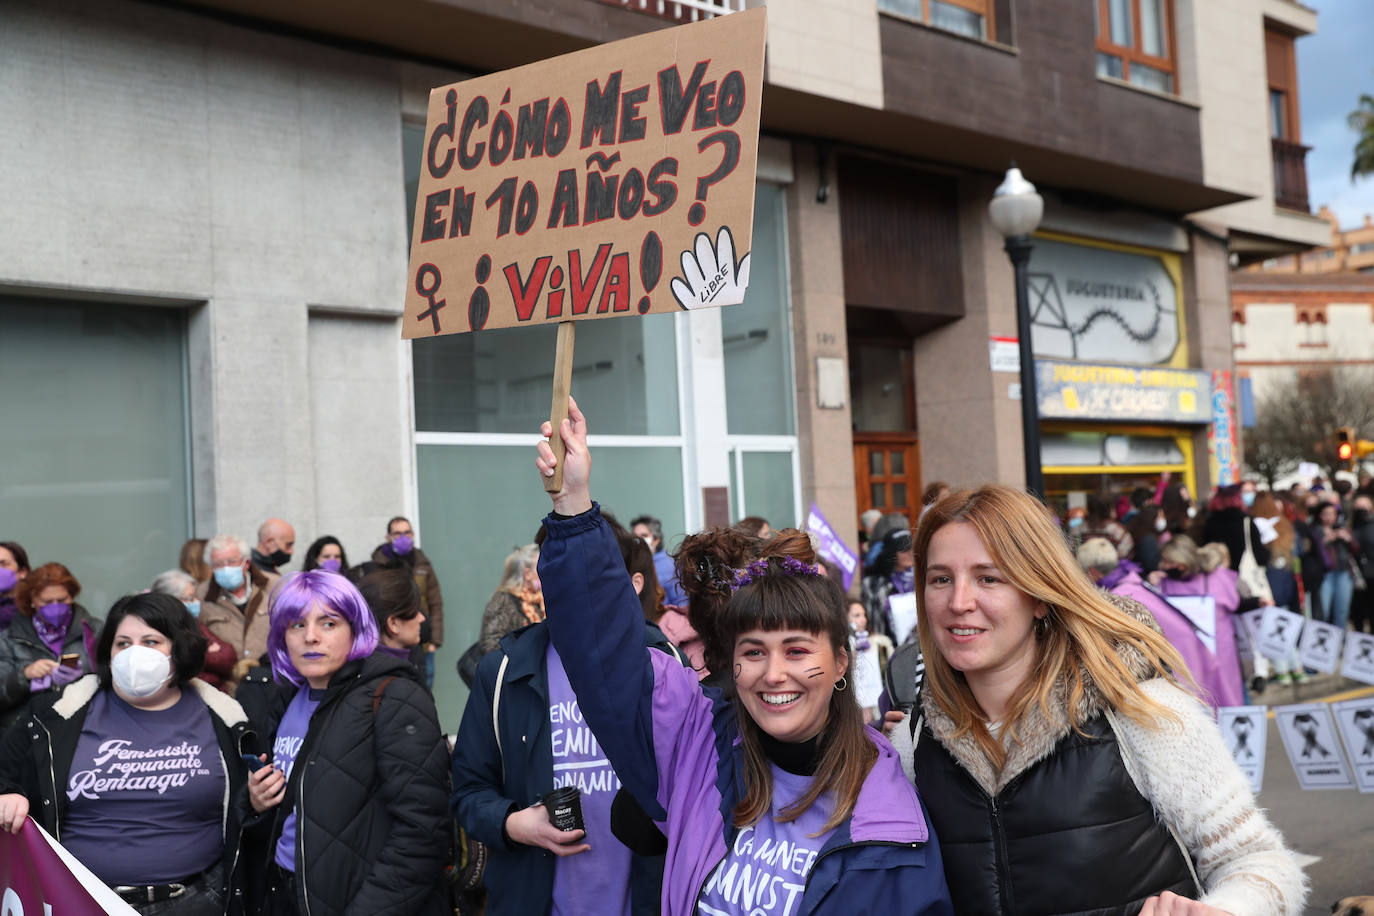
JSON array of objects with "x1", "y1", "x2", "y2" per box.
[{"x1": 0, "y1": 0, "x2": 1324, "y2": 719}]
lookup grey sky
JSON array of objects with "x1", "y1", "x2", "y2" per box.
[{"x1": 1297, "y1": 0, "x2": 1374, "y2": 229}]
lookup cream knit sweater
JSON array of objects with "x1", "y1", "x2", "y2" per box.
[
  {"x1": 894, "y1": 676, "x2": 1308, "y2": 916},
  {"x1": 1108, "y1": 677, "x2": 1306, "y2": 916}
]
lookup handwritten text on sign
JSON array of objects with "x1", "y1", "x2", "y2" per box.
[{"x1": 404, "y1": 9, "x2": 767, "y2": 337}]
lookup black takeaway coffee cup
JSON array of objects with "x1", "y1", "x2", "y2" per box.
[{"x1": 542, "y1": 786, "x2": 584, "y2": 833}]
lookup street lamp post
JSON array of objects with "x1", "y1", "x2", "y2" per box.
[{"x1": 988, "y1": 165, "x2": 1045, "y2": 498}]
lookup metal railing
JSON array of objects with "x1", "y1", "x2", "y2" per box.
[
  {"x1": 600, "y1": 0, "x2": 745, "y2": 23},
  {"x1": 1272, "y1": 137, "x2": 1312, "y2": 213}
]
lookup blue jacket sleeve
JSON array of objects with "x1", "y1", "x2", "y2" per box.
[
  {"x1": 540, "y1": 506, "x2": 675, "y2": 820},
  {"x1": 451, "y1": 650, "x2": 518, "y2": 850}
]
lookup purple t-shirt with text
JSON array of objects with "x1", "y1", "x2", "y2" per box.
[
  {"x1": 697, "y1": 766, "x2": 839, "y2": 916},
  {"x1": 63, "y1": 690, "x2": 224, "y2": 885},
  {"x1": 274, "y1": 686, "x2": 324, "y2": 871},
  {"x1": 547, "y1": 643, "x2": 632, "y2": 916}
]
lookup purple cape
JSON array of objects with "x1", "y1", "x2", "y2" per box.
[{"x1": 1109, "y1": 568, "x2": 1241, "y2": 709}]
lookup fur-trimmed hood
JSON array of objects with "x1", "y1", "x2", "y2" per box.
[
  {"x1": 51, "y1": 674, "x2": 248, "y2": 727},
  {"x1": 919, "y1": 593, "x2": 1162, "y2": 796}
]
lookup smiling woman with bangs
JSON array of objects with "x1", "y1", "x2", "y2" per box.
[
  {"x1": 909, "y1": 484, "x2": 1305, "y2": 916},
  {"x1": 533, "y1": 399, "x2": 953, "y2": 916}
]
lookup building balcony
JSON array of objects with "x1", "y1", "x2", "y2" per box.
[
  {"x1": 597, "y1": 0, "x2": 744, "y2": 22},
  {"x1": 1272, "y1": 137, "x2": 1312, "y2": 213}
]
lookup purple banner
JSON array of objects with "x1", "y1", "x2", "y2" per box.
[
  {"x1": 0, "y1": 819, "x2": 136, "y2": 914},
  {"x1": 805, "y1": 503, "x2": 859, "y2": 590}
]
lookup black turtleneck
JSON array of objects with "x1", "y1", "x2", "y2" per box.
[
  {"x1": 610, "y1": 727, "x2": 822, "y2": 854},
  {"x1": 757, "y1": 730, "x2": 822, "y2": 776}
]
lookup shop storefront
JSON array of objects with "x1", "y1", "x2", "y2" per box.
[{"x1": 1028, "y1": 233, "x2": 1213, "y2": 511}]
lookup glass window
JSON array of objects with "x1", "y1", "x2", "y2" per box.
[
  {"x1": 850, "y1": 344, "x2": 912, "y2": 432},
  {"x1": 1041, "y1": 431, "x2": 1184, "y2": 466},
  {"x1": 413, "y1": 313, "x2": 680, "y2": 436},
  {"x1": 416, "y1": 442, "x2": 685, "y2": 720},
  {"x1": 723, "y1": 184, "x2": 795, "y2": 436},
  {"x1": 1128, "y1": 63, "x2": 1173, "y2": 94},
  {"x1": 1139, "y1": 0, "x2": 1166, "y2": 57},
  {"x1": 403, "y1": 122, "x2": 425, "y2": 249},
  {"x1": 1096, "y1": 0, "x2": 1176, "y2": 95},
  {"x1": 1107, "y1": 0, "x2": 1133, "y2": 46},
  {"x1": 1269, "y1": 90, "x2": 1287, "y2": 139},
  {"x1": 0, "y1": 297, "x2": 190, "y2": 614},
  {"x1": 930, "y1": 1, "x2": 984, "y2": 39},
  {"x1": 877, "y1": 0, "x2": 990, "y2": 41},
  {"x1": 740, "y1": 452, "x2": 796, "y2": 529}
]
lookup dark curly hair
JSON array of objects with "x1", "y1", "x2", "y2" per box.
[
  {"x1": 672, "y1": 527, "x2": 819, "y2": 677},
  {"x1": 97, "y1": 592, "x2": 207, "y2": 688}
]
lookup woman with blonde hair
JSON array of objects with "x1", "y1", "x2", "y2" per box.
[
  {"x1": 477, "y1": 544, "x2": 543, "y2": 654},
  {"x1": 911, "y1": 485, "x2": 1303, "y2": 916},
  {"x1": 1149, "y1": 535, "x2": 1253, "y2": 708}
]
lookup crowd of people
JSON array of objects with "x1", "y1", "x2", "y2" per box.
[{"x1": 0, "y1": 428, "x2": 1349, "y2": 913}]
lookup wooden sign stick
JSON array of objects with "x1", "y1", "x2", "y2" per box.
[{"x1": 544, "y1": 320, "x2": 577, "y2": 493}]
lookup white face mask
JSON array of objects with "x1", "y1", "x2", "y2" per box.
[
  {"x1": 641, "y1": 536, "x2": 655, "y2": 551},
  {"x1": 1155, "y1": 517, "x2": 1167, "y2": 533},
  {"x1": 112, "y1": 645, "x2": 173, "y2": 699}
]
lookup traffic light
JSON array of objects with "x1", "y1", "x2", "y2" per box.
[{"x1": 1337, "y1": 426, "x2": 1356, "y2": 468}]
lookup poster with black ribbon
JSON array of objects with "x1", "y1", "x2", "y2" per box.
[{"x1": 1273, "y1": 703, "x2": 1354, "y2": 791}]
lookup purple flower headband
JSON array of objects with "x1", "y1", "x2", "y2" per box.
[{"x1": 732, "y1": 555, "x2": 822, "y2": 590}]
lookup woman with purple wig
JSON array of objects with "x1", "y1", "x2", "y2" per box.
[{"x1": 241, "y1": 570, "x2": 450, "y2": 916}]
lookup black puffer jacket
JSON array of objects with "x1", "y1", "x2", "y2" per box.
[
  {"x1": 911, "y1": 595, "x2": 1199, "y2": 915},
  {"x1": 242, "y1": 652, "x2": 450, "y2": 916},
  {"x1": 0, "y1": 675, "x2": 253, "y2": 914},
  {"x1": 914, "y1": 714, "x2": 1196, "y2": 915},
  {"x1": 0, "y1": 605, "x2": 102, "y2": 726}
]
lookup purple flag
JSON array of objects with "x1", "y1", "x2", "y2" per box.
[
  {"x1": 805, "y1": 503, "x2": 859, "y2": 590},
  {"x1": 0, "y1": 819, "x2": 138, "y2": 914}
]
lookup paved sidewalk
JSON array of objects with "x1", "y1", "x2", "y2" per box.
[{"x1": 1250, "y1": 671, "x2": 1374, "y2": 707}]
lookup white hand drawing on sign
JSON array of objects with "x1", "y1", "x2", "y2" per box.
[{"x1": 671, "y1": 227, "x2": 751, "y2": 310}]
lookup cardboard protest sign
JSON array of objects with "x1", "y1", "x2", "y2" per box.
[
  {"x1": 1273, "y1": 703, "x2": 1354, "y2": 790},
  {"x1": 1332, "y1": 697, "x2": 1374, "y2": 793},
  {"x1": 888, "y1": 592, "x2": 918, "y2": 647},
  {"x1": 1217, "y1": 705, "x2": 1267, "y2": 794},
  {"x1": 806, "y1": 503, "x2": 859, "y2": 591},
  {"x1": 1255, "y1": 606, "x2": 1303, "y2": 661},
  {"x1": 1297, "y1": 619, "x2": 1344, "y2": 675},
  {"x1": 1235, "y1": 608, "x2": 1264, "y2": 657},
  {"x1": 850, "y1": 639, "x2": 885, "y2": 711},
  {"x1": 0, "y1": 818, "x2": 139, "y2": 914},
  {"x1": 1168, "y1": 595, "x2": 1216, "y2": 655},
  {"x1": 404, "y1": 9, "x2": 767, "y2": 337},
  {"x1": 1341, "y1": 632, "x2": 1374, "y2": 686}
]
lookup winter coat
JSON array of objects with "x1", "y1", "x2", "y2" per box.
[
  {"x1": 451, "y1": 619, "x2": 684, "y2": 916},
  {"x1": 656, "y1": 608, "x2": 706, "y2": 678},
  {"x1": 240, "y1": 652, "x2": 450, "y2": 916},
  {"x1": 479, "y1": 590, "x2": 542, "y2": 655},
  {"x1": 0, "y1": 605, "x2": 101, "y2": 727},
  {"x1": 198, "y1": 622, "x2": 239, "y2": 693},
  {"x1": 199, "y1": 565, "x2": 280, "y2": 683},
  {"x1": 1202, "y1": 508, "x2": 1269, "y2": 572},
  {"x1": 0, "y1": 676, "x2": 252, "y2": 914},
  {"x1": 540, "y1": 505, "x2": 954, "y2": 916},
  {"x1": 1354, "y1": 517, "x2": 1374, "y2": 581},
  {"x1": 1107, "y1": 571, "x2": 1225, "y2": 710},
  {"x1": 1155, "y1": 569, "x2": 1245, "y2": 707},
  {"x1": 370, "y1": 545, "x2": 445, "y2": 646},
  {"x1": 912, "y1": 600, "x2": 1304, "y2": 916}
]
